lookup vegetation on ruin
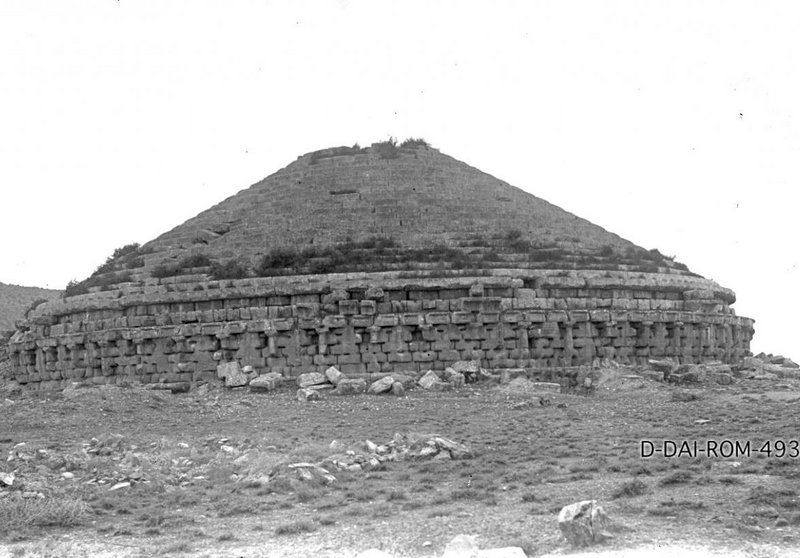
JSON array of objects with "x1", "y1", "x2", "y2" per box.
[
  {"x1": 257, "y1": 236, "x2": 400, "y2": 275},
  {"x1": 92, "y1": 243, "x2": 151, "y2": 276},
  {"x1": 62, "y1": 243, "x2": 154, "y2": 298},
  {"x1": 254, "y1": 236, "x2": 477, "y2": 276},
  {"x1": 151, "y1": 254, "x2": 213, "y2": 279},
  {"x1": 373, "y1": 137, "x2": 400, "y2": 159},
  {"x1": 63, "y1": 271, "x2": 133, "y2": 298},
  {"x1": 210, "y1": 258, "x2": 250, "y2": 280},
  {"x1": 58, "y1": 230, "x2": 693, "y2": 297},
  {"x1": 308, "y1": 137, "x2": 429, "y2": 165},
  {"x1": 137, "y1": 232, "x2": 695, "y2": 284},
  {"x1": 399, "y1": 137, "x2": 429, "y2": 148}
]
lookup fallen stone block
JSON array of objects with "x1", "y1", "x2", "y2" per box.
[
  {"x1": 325, "y1": 366, "x2": 344, "y2": 386},
  {"x1": 388, "y1": 373, "x2": 418, "y2": 388},
  {"x1": 741, "y1": 356, "x2": 762, "y2": 370},
  {"x1": 418, "y1": 370, "x2": 443, "y2": 390},
  {"x1": 296, "y1": 388, "x2": 320, "y2": 402},
  {"x1": 332, "y1": 378, "x2": 367, "y2": 395},
  {"x1": 296, "y1": 372, "x2": 328, "y2": 388},
  {"x1": 441, "y1": 367, "x2": 466, "y2": 388},
  {"x1": 432, "y1": 436, "x2": 472, "y2": 459},
  {"x1": 442, "y1": 534, "x2": 526, "y2": 558},
  {"x1": 768, "y1": 355, "x2": 799, "y2": 368},
  {"x1": 443, "y1": 534, "x2": 478, "y2": 557},
  {"x1": 217, "y1": 361, "x2": 248, "y2": 387},
  {"x1": 712, "y1": 372, "x2": 734, "y2": 385},
  {"x1": 282, "y1": 462, "x2": 336, "y2": 484},
  {"x1": 703, "y1": 362, "x2": 732, "y2": 375},
  {"x1": 558, "y1": 500, "x2": 612, "y2": 547},
  {"x1": 648, "y1": 358, "x2": 679, "y2": 377},
  {"x1": 391, "y1": 381, "x2": 405, "y2": 397},
  {"x1": 678, "y1": 364, "x2": 706, "y2": 383},
  {"x1": 306, "y1": 383, "x2": 334, "y2": 391},
  {"x1": 450, "y1": 360, "x2": 483, "y2": 382},
  {"x1": 241, "y1": 365, "x2": 258, "y2": 381},
  {"x1": 746, "y1": 372, "x2": 779, "y2": 381},
  {"x1": 249, "y1": 372, "x2": 283, "y2": 392},
  {"x1": 368, "y1": 376, "x2": 394, "y2": 395}
]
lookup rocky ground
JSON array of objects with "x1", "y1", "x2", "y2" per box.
[{"x1": 2, "y1": 355, "x2": 800, "y2": 557}]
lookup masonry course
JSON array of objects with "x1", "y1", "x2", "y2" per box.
[
  {"x1": 8, "y1": 269, "x2": 752, "y2": 391},
  {"x1": 4, "y1": 142, "x2": 754, "y2": 390}
]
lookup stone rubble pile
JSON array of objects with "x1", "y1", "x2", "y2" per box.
[
  {"x1": 244, "y1": 362, "x2": 488, "y2": 400},
  {"x1": 271, "y1": 433, "x2": 472, "y2": 486},
  {"x1": 643, "y1": 352, "x2": 800, "y2": 386},
  {"x1": 740, "y1": 352, "x2": 800, "y2": 380},
  {"x1": 325, "y1": 433, "x2": 472, "y2": 471},
  {"x1": 0, "y1": 434, "x2": 271, "y2": 502}
]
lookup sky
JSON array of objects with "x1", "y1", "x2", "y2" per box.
[{"x1": 0, "y1": 1, "x2": 797, "y2": 357}]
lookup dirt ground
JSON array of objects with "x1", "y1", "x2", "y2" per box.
[{"x1": 2, "y1": 368, "x2": 800, "y2": 558}]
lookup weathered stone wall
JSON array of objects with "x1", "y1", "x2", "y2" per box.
[{"x1": 6, "y1": 270, "x2": 754, "y2": 390}]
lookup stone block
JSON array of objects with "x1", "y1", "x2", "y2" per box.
[
  {"x1": 367, "y1": 376, "x2": 394, "y2": 394},
  {"x1": 400, "y1": 313, "x2": 422, "y2": 326},
  {"x1": 297, "y1": 372, "x2": 328, "y2": 388},
  {"x1": 438, "y1": 349, "x2": 461, "y2": 361},
  {"x1": 374, "y1": 315, "x2": 399, "y2": 327},
  {"x1": 322, "y1": 315, "x2": 347, "y2": 328},
  {"x1": 217, "y1": 361, "x2": 248, "y2": 387},
  {"x1": 359, "y1": 300, "x2": 377, "y2": 315},
  {"x1": 325, "y1": 366, "x2": 344, "y2": 385},
  {"x1": 333, "y1": 378, "x2": 366, "y2": 395},
  {"x1": 425, "y1": 312, "x2": 450, "y2": 325},
  {"x1": 412, "y1": 351, "x2": 435, "y2": 362},
  {"x1": 339, "y1": 363, "x2": 366, "y2": 375},
  {"x1": 296, "y1": 388, "x2": 320, "y2": 402},
  {"x1": 250, "y1": 372, "x2": 284, "y2": 391},
  {"x1": 451, "y1": 312, "x2": 473, "y2": 324},
  {"x1": 387, "y1": 352, "x2": 412, "y2": 363}
]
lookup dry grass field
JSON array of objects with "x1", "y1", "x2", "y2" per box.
[{"x1": 2, "y1": 369, "x2": 800, "y2": 557}]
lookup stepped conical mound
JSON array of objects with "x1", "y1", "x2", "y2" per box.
[
  {"x1": 75, "y1": 141, "x2": 689, "y2": 289},
  {"x1": 7, "y1": 139, "x2": 754, "y2": 392}
]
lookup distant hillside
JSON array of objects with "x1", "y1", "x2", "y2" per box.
[{"x1": 0, "y1": 282, "x2": 62, "y2": 331}]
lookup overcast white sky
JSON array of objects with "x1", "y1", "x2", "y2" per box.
[{"x1": 1, "y1": 1, "x2": 797, "y2": 357}]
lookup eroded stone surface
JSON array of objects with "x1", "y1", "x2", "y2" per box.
[
  {"x1": 4, "y1": 144, "x2": 755, "y2": 391},
  {"x1": 296, "y1": 388, "x2": 320, "y2": 402},
  {"x1": 333, "y1": 378, "x2": 367, "y2": 395},
  {"x1": 368, "y1": 376, "x2": 394, "y2": 395},
  {"x1": 249, "y1": 372, "x2": 283, "y2": 391},
  {"x1": 558, "y1": 500, "x2": 612, "y2": 547}
]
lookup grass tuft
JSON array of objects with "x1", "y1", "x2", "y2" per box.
[
  {"x1": 612, "y1": 479, "x2": 649, "y2": 499},
  {"x1": 0, "y1": 496, "x2": 88, "y2": 530},
  {"x1": 659, "y1": 470, "x2": 695, "y2": 486},
  {"x1": 274, "y1": 519, "x2": 317, "y2": 536}
]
